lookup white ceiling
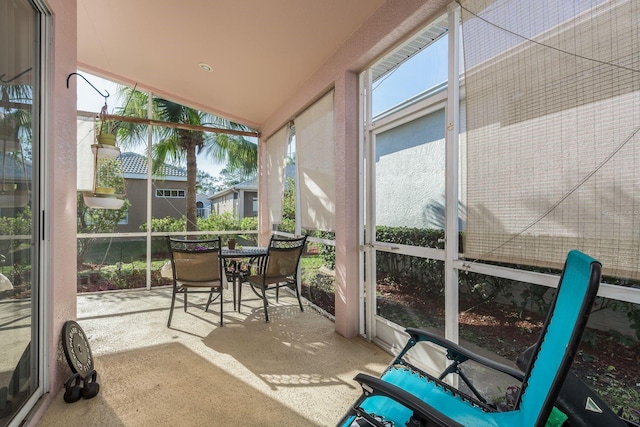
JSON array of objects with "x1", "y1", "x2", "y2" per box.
[{"x1": 77, "y1": 0, "x2": 386, "y2": 129}]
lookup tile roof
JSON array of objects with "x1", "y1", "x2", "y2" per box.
[{"x1": 119, "y1": 152, "x2": 187, "y2": 178}]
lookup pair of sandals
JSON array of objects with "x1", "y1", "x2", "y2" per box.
[{"x1": 63, "y1": 370, "x2": 100, "y2": 403}]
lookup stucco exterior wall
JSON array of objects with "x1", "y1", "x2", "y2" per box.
[
  {"x1": 242, "y1": 191, "x2": 257, "y2": 217},
  {"x1": 375, "y1": 109, "x2": 446, "y2": 229},
  {"x1": 258, "y1": 0, "x2": 450, "y2": 337},
  {"x1": 211, "y1": 193, "x2": 235, "y2": 216},
  {"x1": 117, "y1": 179, "x2": 187, "y2": 232},
  {"x1": 29, "y1": 0, "x2": 78, "y2": 423},
  {"x1": 211, "y1": 190, "x2": 257, "y2": 218}
]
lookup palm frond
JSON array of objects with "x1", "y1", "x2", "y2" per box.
[
  {"x1": 114, "y1": 87, "x2": 257, "y2": 180},
  {"x1": 151, "y1": 137, "x2": 185, "y2": 175}
]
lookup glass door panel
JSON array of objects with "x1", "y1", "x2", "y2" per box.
[
  {"x1": 368, "y1": 107, "x2": 447, "y2": 348},
  {"x1": 375, "y1": 252, "x2": 445, "y2": 332},
  {"x1": 374, "y1": 110, "x2": 446, "y2": 247},
  {"x1": 0, "y1": 0, "x2": 40, "y2": 424}
]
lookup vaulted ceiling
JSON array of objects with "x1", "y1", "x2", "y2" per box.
[{"x1": 77, "y1": 0, "x2": 386, "y2": 129}]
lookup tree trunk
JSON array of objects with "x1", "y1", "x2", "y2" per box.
[{"x1": 186, "y1": 143, "x2": 198, "y2": 232}]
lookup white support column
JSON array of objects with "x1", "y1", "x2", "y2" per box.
[
  {"x1": 358, "y1": 71, "x2": 367, "y2": 337},
  {"x1": 145, "y1": 92, "x2": 153, "y2": 289},
  {"x1": 291, "y1": 124, "x2": 302, "y2": 299},
  {"x1": 362, "y1": 69, "x2": 376, "y2": 341},
  {"x1": 258, "y1": 136, "x2": 270, "y2": 245},
  {"x1": 238, "y1": 190, "x2": 244, "y2": 218},
  {"x1": 445, "y1": 3, "x2": 461, "y2": 343},
  {"x1": 294, "y1": 128, "x2": 301, "y2": 237}
]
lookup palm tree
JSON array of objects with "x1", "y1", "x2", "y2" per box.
[
  {"x1": 1, "y1": 83, "x2": 33, "y2": 160},
  {"x1": 114, "y1": 88, "x2": 257, "y2": 232}
]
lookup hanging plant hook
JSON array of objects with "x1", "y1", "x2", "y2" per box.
[
  {"x1": 0, "y1": 67, "x2": 32, "y2": 83},
  {"x1": 66, "y1": 72, "x2": 110, "y2": 100}
]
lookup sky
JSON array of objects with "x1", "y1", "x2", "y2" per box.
[
  {"x1": 76, "y1": 72, "x2": 120, "y2": 113},
  {"x1": 372, "y1": 35, "x2": 448, "y2": 116},
  {"x1": 76, "y1": 71, "x2": 226, "y2": 178}
]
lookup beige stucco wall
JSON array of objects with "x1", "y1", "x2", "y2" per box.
[
  {"x1": 118, "y1": 179, "x2": 187, "y2": 232},
  {"x1": 258, "y1": 0, "x2": 450, "y2": 337},
  {"x1": 211, "y1": 192, "x2": 235, "y2": 216}
]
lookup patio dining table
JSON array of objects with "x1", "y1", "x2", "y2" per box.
[{"x1": 220, "y1": 246, "x2": 267, "y2": 311}]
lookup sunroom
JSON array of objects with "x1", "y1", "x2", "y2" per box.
[{"x1": 1, "y1": 0, "x2": 639, "y2": 426}]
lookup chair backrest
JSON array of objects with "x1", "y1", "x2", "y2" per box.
[
  {"x1": 263, "y1": 235, "x2": 307, "y2": 280},
  {"x1": 516, "y1": 249, "x2": 601, "y2": 426},
  {"x1": 166, "y1": 237, "x2": 223, "y2": 284}
]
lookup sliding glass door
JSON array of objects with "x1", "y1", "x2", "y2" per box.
[{"x1": 0, "y1": 0, "x2": 44, "y2": 425}]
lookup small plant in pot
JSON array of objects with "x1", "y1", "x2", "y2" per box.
[
  {"x1": 95, "y1": 103, "x2": 122, "y2": 146},
  {"x1": 95, "y1": 118, "x2": 117, "y2": 146}
]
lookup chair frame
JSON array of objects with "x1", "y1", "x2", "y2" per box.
[
  {"x1": 339, "y1": 250, "x2": 605, "y2": 427},
  {"x1": 242, "y1": 235, "x2": 307, "y2": 322},
  {"x1": 166, "y1": 236, "x2": 225, "y2": 327}
]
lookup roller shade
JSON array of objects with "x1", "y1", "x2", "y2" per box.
[
  {"x1": 461, "y1": 0, "x2": 640, "y2": 278},
  {"x1": 265, "y1": 125, "x2": 289, "y2": 225},
  {"x1": 295, "y1": 90, "x2": 335, "y2": 232}
]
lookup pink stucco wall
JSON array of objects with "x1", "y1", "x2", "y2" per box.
[
  {"x1": 259, "y1": 0, "x2": 449, "y2": 337},
  {"x1": 25, "y1": 0, "x2": 78, "y2": 423}
]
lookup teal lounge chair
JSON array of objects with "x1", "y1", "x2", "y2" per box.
[{"x1": 338, "y1": 250, "x2": 630, "y2": 427}]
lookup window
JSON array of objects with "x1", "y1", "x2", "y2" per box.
[
  {"x1": 155, "y1": 189, "x2": 185, "y2": 198},
  {"x1": 252, "y1": 197, "x2": 258, "y2": 213},
  {"x1": 117, "y1": 209, "x2": 129, "y2": 225}
]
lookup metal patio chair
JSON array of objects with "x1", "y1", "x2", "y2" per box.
[
  {"x1": 166, "y1": 237, "x2": 225, "y2": 327},
  {"x1": 242, "y1": 235, "x2": 307, "y2": 322},
  {"x1": 337, "y1": 250, "x2": 638, "y2": 427}
]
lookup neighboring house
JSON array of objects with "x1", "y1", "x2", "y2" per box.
[
  {"x1": 117, "y1": 152, "x2": 189, "y2": 232},
  {"x1": 209, "y1": 178, "x2": 258, "y2": 219},
  {"x1": 196, "y1": 193, "x2": 212, "y2": 218}
]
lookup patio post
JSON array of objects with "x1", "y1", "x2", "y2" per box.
[
  {"x1": 257, "y1": 135, "x2": 271, "y2": 246},
  {"x1": 333, "y1": 71, "x2": 360, "y2": 338}
]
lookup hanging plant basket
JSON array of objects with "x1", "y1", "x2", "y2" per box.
[
  {"x1": 97, "y1": 133, "x2": 116, "y2": 146},
  {"x1": 95, "y1": 187, "x2": 115, "y2": 195},
  {"x1": 82, "y1": 192, "x2": 125, "y2": 209}
]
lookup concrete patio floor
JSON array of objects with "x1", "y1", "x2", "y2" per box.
[{"x1": 36, "y1": 286, "x2": 391, "y2": 426}]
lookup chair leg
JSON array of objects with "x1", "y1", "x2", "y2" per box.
[
  {"x1": 295, "y1": 284, "x2": 304, "y2": 312},
  {"x1": 219, "y1": 288, "x2": 224, "y2": 326},
  {"x1": 232, "y1": 272, "x2": 237, "y2": 311},
  {"x1": 262, "y1": 287, "x2": 270, "y2": 323},
  {"x1": 183, "y1": 288, "x2": 188, "y2": 312},
  {"x1": 168, "y1": 285, "x2": 177, "y2": 327},
  {"x1": 205, "y1": 288, "x2": 215, "y2": 312},
  {"x1": 238, "y1": 279, "x2": 243, "y2": 314}
]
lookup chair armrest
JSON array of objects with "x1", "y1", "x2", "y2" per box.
[
  {"x1": 353, "y1": 373, "x2": 464, "y2": 427},
  {"x1": 405, "y1": 327, "x2": 525, "y2": 381}
]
